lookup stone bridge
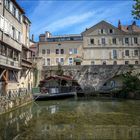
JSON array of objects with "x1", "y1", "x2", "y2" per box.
[{"x1": 42, "y1": 65, "x2": 140, "y2": 92}]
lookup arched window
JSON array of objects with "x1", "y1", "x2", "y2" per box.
[
  {"x1": 113, "y1": 61, "x2": 117, "y2": 65},
  {"x1": 103, "y1": 61, "x2": 106, "y2": 65}
]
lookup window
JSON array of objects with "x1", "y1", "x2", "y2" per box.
[
  {"x1": 134, "y1": 50, "x2": 138, "y2": 56},
  {"x1": 42, "y1": 49, "x2": 45, "y2": 54},
  {"x1": 125, "y1": 38, "x2": 129, "y2": 44},
  {"x1": 125, "y1": 50, "x2": 129, "y2": 56},
  {"x1": 135, "y1": 61, "x2": 138, "y2": 65},
  {"x1": 56, "y1": 49, "x2": 59, "y2": 54},
  {"x1": 8, "y1": 71, "x2": 17, "y2": 81},
  {"x1": 13, "y1": 6, "x2": 16, "y2": 17},
  {"x1": 69, "y1": 48, "x2": 73, "y2": 54},
  {"x1": 134, "y1": 37, "x2": 138, "y2": 44},
  {"x1": 103, "y1": 61, "x2": 106, "y2": 65},
  {"x1": 112, "y1": 38, "x2": 117, "y2": 44},
  {"x1": 101, "y1": 38, "x2": 106, "y2": 45},
  {"x1": 47, "y1": 58, "x2": 50, "y2": 66},
  {"x1": 68, "y1": 58, "x2": 73, "y2": 65},
  {"x1": 56, "y1": 58, "x2": 64, "y2": 65},
  {"x1": 109, "y1": 29, "x2": 113, "y2": 34},
  {"x1": 90, "y1": 39, "x2": 94, "y2": 44},
  {"x1": 125, "y1": 61, "x2": 129, "y2": 65},
  {"x1": 18, "y1": 31, "x2": 21, "y2": 42},
  {"x1": 101, "y1": 29, "x2": 104, "y2": 34},
  {"x1": 91, "y1": 61, "x2": 95, "y2": 65},
  {"x1": 13, "y1": 51, "x2": 18, "y2": 61},
  {"x1": 113, "y1": 50, "x2": 117, "y2": 59},
  {"x1": 5, "y1": 0, "x2": 10, "y2": 10},
  {"x1": 61, "y1": 49, "x2": 64, "y2": 54},
  {"x1": 47, "y1": 49, "x2": 50, "y2": 54},
  {"x1": 60, "y1": 58, "x2": 64, "y2": 65},
  {"x1": 12, "y1": 26, "x2": 15, "y2": 39},
  {"x1": 8, "y1": 48, "x2": 13, "y2": 59},
  {"x1": 74, "y1": 48, "x2": 78, "y2": 54},
  {"x1": 0, "y1": 44, "x2": 7, "y2": 56},
  {"x1": 56, "y1": 58, "x2": 59, "y2": 63},
  {"x1": 113, "y1": 61, "x2": 117, "y2": 65}
]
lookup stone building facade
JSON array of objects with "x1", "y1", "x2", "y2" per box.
[
  {"x1": 0, "y1": 0, "x2": 34, "y2": 95},
  {"x1": 38, "y1": 20, "x2": 140, "y2": 66},
  {"x1": 82, "y1": 20, "x2": 140, "y2": 65},
  {"x1": 38, "y1": 32, "x2": 83, "y2": 66}
]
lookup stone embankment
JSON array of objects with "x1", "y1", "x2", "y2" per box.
[{"x1": 0, "y1": 89, "x2": 33, "y2": 115}]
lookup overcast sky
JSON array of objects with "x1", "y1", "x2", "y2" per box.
[{"x1": 17, "y1": 0, "x2": 139, "y2": 41}]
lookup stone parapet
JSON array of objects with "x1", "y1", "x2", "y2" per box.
[{"x1": 0, "y1": 89, "x2": 33, "y2": 115}]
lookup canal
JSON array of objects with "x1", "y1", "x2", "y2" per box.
[{"x1": 0, "y1": 98, "x2": 140, "y2": 140}]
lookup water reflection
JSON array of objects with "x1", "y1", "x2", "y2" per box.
[{"x1": 0, "y1": 98, "x2": 140, "y2": 140}]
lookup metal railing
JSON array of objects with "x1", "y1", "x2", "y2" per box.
[{"x1": 33, "y1": 86, "x2": 83, "y2": 94}]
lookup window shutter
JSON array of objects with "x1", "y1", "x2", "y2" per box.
[
  {"x1": 20, "y1": 15, "x2": 23, "y2": 23},
  {"x1": 10, "y1": 2, "x2": 13, "y2": 13},
  {"x1": 16, "y1": 9, "x2": 19, "y2": 19},
  {"x1": 98, "y1": 29, "x2": 101, "y2": 34},
  {"x1": 20, "y1": 33, "x2": 22, "y2": 43},
  {"x1": 9, "y1": 23, "x2": 13, "y2": 37},
  {"x1": 0, "y1": 15, "x2": 4, "y2": 30},
  {"x1": 16, "y1": 30, "x2": 18, "y2": 40},
  {"x1": 4, "y1": 19, "x2": 8, "y2": 34},
  {"x1": 98, "y1": 39, "x2": 101, "y2": 45}
]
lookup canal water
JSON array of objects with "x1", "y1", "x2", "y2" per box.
[{"x1": 0, "y1": 98, "x2": 140, "y2": 140}]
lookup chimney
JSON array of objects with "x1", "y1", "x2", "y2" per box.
[
  {"x1": 132, "y1": 21, "x2": 136, "y2": 26},
  {"x1": 45, "y1": 31, "x2": 51, "y2": 38},
  {"x1": 32, "y1": 34, "x2": 34, "y2": 41},
  {"x1": 118, "y1": 20, "x2": 121, "y2": 30}
]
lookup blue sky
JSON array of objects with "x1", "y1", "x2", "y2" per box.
[{"x1": 17, "y1": 0, "x2": 139, "y2": 41}]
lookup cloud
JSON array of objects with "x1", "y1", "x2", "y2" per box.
[{"x1": 42, "y1": 11, "x2": 95, "y2": 32}]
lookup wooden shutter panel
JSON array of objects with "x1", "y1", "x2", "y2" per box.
[
  {"x1": 0, "y1": 15, "x2": 4, "y2": 30},
  {"x1": 16, "y1": 9, "x2": 19, "y2": 19},
  {"x1": 10, "y1": 2, "x2": 13, "y2": 13}
]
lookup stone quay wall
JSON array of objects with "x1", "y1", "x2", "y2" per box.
[
  {"x1": 43, "y1": 65, "x2": 140, "y2": 92},
  {"x1": 0, "y1": 88, "x2": 33, "y2": 115}
]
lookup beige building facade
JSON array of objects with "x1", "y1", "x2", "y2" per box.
[
  {"x1": 0, "y1": 0, "x2": 34, "y2": 94},
  {"x1": 38, "y1": 21, "x2": 140, "y2": 66},
  {"x1": 82, "y1": 20, "x2": 140, "y2": 65},
  {"x1": 39, "y1": 32, "x2": 83, "y2": 66}
]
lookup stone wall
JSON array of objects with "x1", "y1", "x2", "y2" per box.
[
  {"x1": 43, "y1": 65, "x2": 140, "y2": 92},
  {"x1": 0, "y1": 88, "x2": 33, "y2": 115}
]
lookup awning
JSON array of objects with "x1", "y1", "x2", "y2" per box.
[{"x1": 74, "y1": 58, "x2": 82, "y2": 62}]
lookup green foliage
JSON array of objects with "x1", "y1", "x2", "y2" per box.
[
  {"x1": 132, "y1": 0, "x2": 140, "y2": 20},
  {"x1": 122, "y1": 72, "x2": 140, "y2": 93},
  {"x1": 56, "y1": 63, "x2": 64, "y2": 76}
]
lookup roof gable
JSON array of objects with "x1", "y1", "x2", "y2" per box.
[{"x1": 82, "y1": 20, "x2": 127, "y2": 36}]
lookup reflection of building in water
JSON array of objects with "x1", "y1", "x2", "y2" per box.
[
  {"x1": 35, "y1": 104, "x2": 59, "y2": 117},
  {"x1": 0, "y1": 105, "x2": 33, "y2": 140},
  {"x1": 40, "y1": 124, "x2": 140, "y2": 140}
]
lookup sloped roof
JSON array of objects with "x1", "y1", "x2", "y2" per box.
[{"x1": 81, "y1": 20, "x2": 127, "y2": 35}]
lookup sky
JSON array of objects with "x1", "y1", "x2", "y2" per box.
[{"x1": 17, "y1": 0, "x2": 139, "y2": 41}]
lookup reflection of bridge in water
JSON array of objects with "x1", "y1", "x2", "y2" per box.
[{"x1": 40, "y1": 124, "x2": 140, "y2": 140}]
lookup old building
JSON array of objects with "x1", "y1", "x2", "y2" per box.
[
  {"x1": 0, "y1": 0, "x2": 34, "y2": 94},
  {"x1": 19, "y1": 15, "x2": 34, "y2": 91},
  {"x1": 38, "y1": 32, "x2": 83, "y2": 66},
  {"x1": 82, "y1": 20, "x2": 140, "y2": 65}
]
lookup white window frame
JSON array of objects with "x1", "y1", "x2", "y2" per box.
[{"x1": 68, "y1": 58, "x2": 73, "y2": 65}]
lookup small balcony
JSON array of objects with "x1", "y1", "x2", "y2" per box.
[{"x1": 0, "y1": 55, "x2": 21, "y2": 69}]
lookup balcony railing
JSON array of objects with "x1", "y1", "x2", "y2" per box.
[{"x1": 0, "y1": 55, "x2": 20, "y2": 69}]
